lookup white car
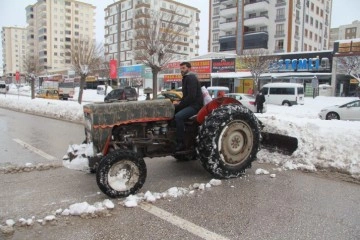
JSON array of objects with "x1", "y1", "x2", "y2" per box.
[
  {"x1": 319, "y1": 99, "x2": 360, "y2": 120},
  {"x1": 225, "y1": 93, "x2": 267, "y2": 113}
]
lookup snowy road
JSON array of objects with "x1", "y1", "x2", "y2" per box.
[{"x1": 1, "y1": 108, "x2": 360, "y2": 239}]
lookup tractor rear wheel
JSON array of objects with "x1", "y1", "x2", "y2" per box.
[
  {"x1": 96, "y1": 150, "x2": 147, "y2": 198},
  {"x1": 196, "y1": 104, "x2": 260, "y2": 178}
]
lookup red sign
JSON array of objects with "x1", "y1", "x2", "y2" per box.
[
  {"x1": 190, "y1": 60, "x2": 211, "y2": 74},
  {"x1": 163, "y1": 74, "x2": 182, "y2": 82},
  {"x1": 15, "y1": 71, "x2": 20, "y2": 81},
  {"x1": 109, "y1": 60, "x2": 117, "y2": 79},
  {"x1": 164, "y1": 61, "x2": 181, "y2": 70}
]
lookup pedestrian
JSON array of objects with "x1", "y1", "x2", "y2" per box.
[
  {"x1": 174, "y1": 62, "x2": 203, "y2": 152},
  {"x1": 255, "y1": 91, "x2": 266, "y2": 113}
]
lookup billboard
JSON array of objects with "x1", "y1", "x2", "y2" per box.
[{"x1": 212, "y1": 58, "x2": 235, "y2": 72}]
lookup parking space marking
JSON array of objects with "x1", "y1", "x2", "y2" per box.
[
  {"x1": 13, "y1": 138, "x2": 57, "y2": 161},
  {"x1": 140, "y1": 203, "x2": 229, "y2": 240}
]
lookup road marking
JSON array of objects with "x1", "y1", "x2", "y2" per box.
[
  {"x1": 13, "y1": 138, "x2": 57, "y2": 161},
  {"x1": 140, "y1": 202, "x2": 229, "y2": 240}
]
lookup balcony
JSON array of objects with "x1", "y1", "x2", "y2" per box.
[
  {"x1": 219, "y1": 35, "x2": 236, "y2": 51},
  {"x1": 244, "y1": 0, "x2": 269, "y2": 12},
  {"x1": 244, "y1": 31, "x2": 268, "y2": 49},
  {"x1": 244, "y1": 15, "x2": 269, "y2": 27},
  {"x1": 219, "y1": 19, "x2": 237, "y2": 31},
  {"x1": 220, "y1": 5, "x2": 237, "y2": 17}
]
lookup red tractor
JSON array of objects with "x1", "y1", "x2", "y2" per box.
[{"x1": 64, "y1": 97, "x2": 297, "y2": 198}]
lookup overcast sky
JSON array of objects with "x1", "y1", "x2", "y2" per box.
[{"x1": 0, "y1": 0, "x2": 359, "y2": 69}]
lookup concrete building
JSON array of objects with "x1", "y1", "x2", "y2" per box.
[
  {"x1": 209, "y1": 0, "x2": 332, "y2": 54},
  {"x1": 26, "y1": 0, "x2": 96, "y2": 74},
  {"x1": 330, "y1": 20, "x2": 360, "y2": 49},
  {"x1": 104, "y1": 0, "x2": 200, "y2": 66},
  {"x1": 1, "y1": 26, "x2": 27, "y2": 78}
]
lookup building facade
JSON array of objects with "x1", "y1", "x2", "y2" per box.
[
  {"x1": 104, "y1": 0, "x2": 200, "y2": 66},
  {"x1": 209, "y1": 0, "x2": 332, "y2": 54},
  {"x1": 26, "y1": 0, "x2": 95, "y2": 74},
  {"x1": 1, "y1": 26, "x2": 27, "y2": 78},
  {"x1": 330, "y1": 20, "x2": 360, "y2": 49}
]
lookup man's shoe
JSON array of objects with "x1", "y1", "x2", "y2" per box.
[{"x1": 175, "y1": 143, "x2": 185, "y2": 152}]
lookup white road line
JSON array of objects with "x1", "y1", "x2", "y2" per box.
[
  {"x1": 140, "y1": 203, "x2": 230, "y2": 240},
  {"x1": 13, "y1": 138, "x2": 57, "y2": 161}
]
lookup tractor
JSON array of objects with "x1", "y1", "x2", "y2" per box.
[{"x1": 63, "y1": 97, "x2": 297, "y2": 198}]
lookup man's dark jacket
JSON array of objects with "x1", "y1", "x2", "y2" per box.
[{"x1": 176, "y1": 72, "x2": 203, "y2": 112}]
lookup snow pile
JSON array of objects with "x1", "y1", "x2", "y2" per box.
[
  {"x1": 1, "y1": 199, "x2": 115, "y2": 233},
  {"x1": 63, "y1": 143, "x2": 97, "y2": 172},
  {"x1": 122, "y1": 179, "x2": 222, "y2": 208},
  {"x1": 61, "y1": 199, "x2": 115, "y2": 217}
]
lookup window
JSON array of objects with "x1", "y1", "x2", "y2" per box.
[
  {"x1": 269, "y1": 88, "x2": 295, "y2": 95},
  {"x1": 276, "y1": 24, "x2": 284, "y2": 35},
  {"x1": 213, "y1": 20, "x2": 219, "y2": 28},
  {"x1": 214, "y1": 7, "x2": 219, "y2": 15},
  {"x1": 275, "y1": 39, "x2": 284, "y2": 51},
  {"x1": 213, "y1": 33, "x2": 219, "y2": 41},
  {"x1": 276, "y1": 8, "x2": 285, "y2": 19}
]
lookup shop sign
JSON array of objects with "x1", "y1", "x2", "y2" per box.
[{"x1": 212, "y1": 58, "x2": 235, "y2": 72}]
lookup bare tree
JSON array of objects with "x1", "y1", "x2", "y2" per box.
[
  {"x1": 240, "y1": 49, "x2": 275, "y2": 92},
  {"x1": 336, "y1": 55, "x2": 360, "y2": 83},
  {"x1": 23, "y1": 54, "x2": 42, "y2": 99},
  {"x1": 67, "y1": 37, "x2": 103, "y2": 104},
  {"x1": 133, "y1": 8, "x2": 191, "y2": 99}
]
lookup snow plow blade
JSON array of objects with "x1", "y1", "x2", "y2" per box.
[{"x1": 260, "y1": 132, "x2": 298, "y2": 155}]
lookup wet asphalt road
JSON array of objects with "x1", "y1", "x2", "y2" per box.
[{"x1": 0, "y1": 108, "x2": 359, "y2": 240}]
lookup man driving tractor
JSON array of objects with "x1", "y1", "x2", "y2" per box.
[{"x1": 174, "y1": 62, "x2": 203, "y2": 152}]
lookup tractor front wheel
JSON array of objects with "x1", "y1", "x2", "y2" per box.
[{"x1": 96, "y1": 150, "x2": 147, "y2": 198}]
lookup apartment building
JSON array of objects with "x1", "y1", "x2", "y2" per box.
[
  {"x1": 209, "y1": 0, "x2": 332, "y2": 54},
  {"x1": 330, "y1": 20, "x2": 360, "y2": 49},
  {"x1": 1, "y1": 26, "x2": 27, "y2": 77},
  {"x1": 26, "y1": 0, "x2": 95, "y2": 74},
  {"x1": 104, "y1": 0, "x2": 200, "y2": 66}
]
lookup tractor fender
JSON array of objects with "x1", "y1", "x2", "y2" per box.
[{"x1": 196, "y1": 97, "x2": 240, "y2": 124}]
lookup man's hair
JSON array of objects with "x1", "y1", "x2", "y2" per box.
[{"x1": 180, "y1": 62, "x2": 191, "y2": 68}]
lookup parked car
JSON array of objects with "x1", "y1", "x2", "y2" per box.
[
  {"x1": 104, "y1": 87, "x2": 138, "y2": 102},
  {"x1": 225, "y1": 93, "x2": 267, "y2": 113},
  {"x1": 157, "y1": 91, "x2": 183, "y2": 104},
  {"x1": 318, "y1": 99, "x2": 360, "y2": 121}
]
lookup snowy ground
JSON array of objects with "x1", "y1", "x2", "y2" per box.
[{"x1": 1, "y1": 83, "x2": 359, "y2": 179}]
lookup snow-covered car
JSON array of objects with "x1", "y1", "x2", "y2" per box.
[
  {"x1": 318, "y1": 99, "x2": 360, "y2": 120},
  {"x1": 225, "y1": 93, "x2": 267, "y2": 113}
]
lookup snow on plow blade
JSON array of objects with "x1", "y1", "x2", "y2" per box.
[
  {"x1": 260, "y1": 132, "x2": 298, "y2": 155},
  {"x1": 62, "y1": 143, "x2": 94, "y2": 172}
]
